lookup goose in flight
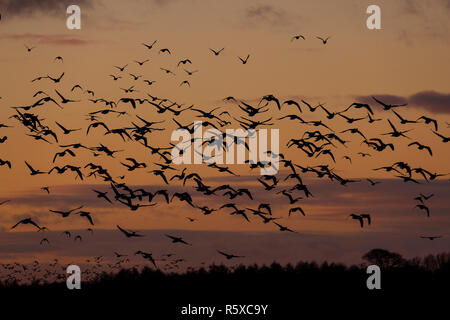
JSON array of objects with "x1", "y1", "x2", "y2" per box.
[
  {"x1": 76, "y1": 211, "x2": 94, "y2": 225},
  {"x1": 114, "y1": 64, "x2": 128, "y2": 72},
  {"x1": 55, "y1": 121, "x2": 80, "y2": 135},
  {"x1": 408, "y1": 141, "x2": 433, "y2": 156},
  {"x1": 316, "y1": 36, "x2": 330, "y2": 44},
  {"x1": 383, "y1": 119, "x2": 412, "y2": 139},
  {"x1": 25, "y1": 161, "x2": 45, "y2": 175},
  {"x1": 344, "y1": 102, "x2": 373, "y2": 115},
  {"x1": 134, "y1": 59, "x2": 149, "y2": 66},
  {"x1": 114, "y1": 252, "x2": 127, "y2": 258},
  {"x1": 143, "y1": 79, "x2": 156, "y2": 85},
  {"x1": 135, "y1": 251, "x2": 157, "y2": 268},
  {"x1": 109, "y1": 74, "x2": 122, "y2": 81},
  {"x1": 372, "y1": 96, "x2": 407, "y2": 110},
  {"x1": 210, "y1": 47, "x2": 224, "y2": 56},
  {"x1": 183, "y1": 69, "x2": 198, "y2": 76},
  {"x1": 180, "y1": 80, "x2": 191, "y2": 87},
  {"x1": 177, "y1": 59, "x2": 192, "y2": 66},
  {"x1": 367, "y1": 179, "x2": 381, "y2": 186},
  {"x1": 129, "y1": 73, "x2": 142, "y2": 81},
  {"x1": 291, "y1": 35, "x2": 305, "y2": 41},
  {"x1": 92, "y1": 190, "x2": 112, "y2": 203},
  {"x1": 142, "y1": 40, "x2": 157, "y2": 50},
  {"x1": 41, "y1": 187, "x2": 50, "y2": 194},
  {"x1": 160, "y1": 67, "x2": 176, "y2": 75},
  {"x1": 420, "y1": 193, "x2": 434, "y2": 200},
  {"x1": 277, "y1": 190, "x2": 302, "y2": 204},
  {"x1": 417, "y1": 116, "x2": 438, "y2": 131},
  {"x1": 288, "y1": 207, "x2": 306, "y2": 216},
  {"x1": 273, "y1": 222, "x2": 296, "y2": 233},
  {"x1": 117, "y1": 225, "x2": 144, "y2": 238},
  {"x1": 0, "y1": 158, "x2": 11, "y2": 169},
  {"x1": 238, "y1": 54, "x2": 250, "y2": 64},
  {"x1": 0, "y1": 200, "x2": 11, "y2": 206},
  {"x1": 349, "y1": 214, "x2": 364, "y2": 228},
  {"x1": 11, "y1": 218, "x2": 42, "y2": 230},
  {"x1": 217, "y1": 250, "x2": 244, "y2": 260},
  {"x1": 25, "y1": 45, "x2": 36, "y2": 52},
  {"x1": 392, "y1": 110, "x2": 416, "y2": 124},
  {"x1": 420, "y1": 236, "x2": 442, "y2": 240},
  {"x1": 49, "y1": 205, "x2": 84, "y2": 218},
  {"x1": 55, "y1": 89, "x2": 79, "y2": 104},
  {"x1": 165, "y1": 234, "x2": 192, "y2": 246},
  {"x1": 159, "y1": 48, "x2": 171, "y2": 54},
  {"x1": 415, "y1": 204, "x2": 430, "y2": 217},
  {"x1": 431, "y1": 130, "x2": 449, "y2": 143},
  {"x1": 47, "y1": 72, "x2": 65, "y2": 83}
]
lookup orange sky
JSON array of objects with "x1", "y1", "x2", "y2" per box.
[{"x1": 0, "y1": 0, "x2": 449, "y2": 265}]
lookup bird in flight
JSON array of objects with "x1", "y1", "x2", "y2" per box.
[
  {"x1": 41, "y1": 187, "x2": 50, "y2": 194},
  {"x1": 415, "y1": 204, "x2": 430, "y2": 217},
  {"x1": 210, "y1": 47, "x2": 224, "y2": 56},
  {"x1": 291, "y1": 35, "x2": 305, "y2": 41},
  {"x1": 166, "y1": 234, "x2": 192, "y2": 246},
  {"x1": 114, "y1": 64, "x2": 128, "y2": 72},
  {"x1": 217, "y1": 250, "x2": 244, "y2": 260},
  {"x1": 159, "y1": 48, "x2": 171, "y2": 54},
  {"x1": 372, "y1": 96, "x2": 407, "y2": 110},
  {"x1": 25, "y1": 161, "x2": 45, "y2": 175},
  {"x1": 75, "y1": 211, "x2": 94, "y2": 225},
  {"x1": 25, "y1": 45, "x2": 35, "y2": 52},
  {"x1": 49, "y1": 205, "x2": 84, "y2": 218},
  {"x1": 134, "y1": 59, "x2": 149, "y2": 66},
  {"x1": 180, "y1": 80, "x2": 191, "y2": 87},
  {"x1": 11, "y1": 218, "x2": 42, "y2": 230},
  {"x1": 0, "y1": 200, "x2": 11, "y2": 206},
  {"x1": 348, "y1": 214, "x2": 371, "y2": 228},
  {"x1": 142, "y1": 40, "x2": 157, "y2": 50},
  {"x1": 316, "y1": 36, "x2": 330, "y2": 44},
  {"x1": 238, "y1": 54, "x2": 250, "y2": 64},
  {"x1": 135, "y1": 251, "x2": 157, "y2": 268},
  {"x1": 117, "y1": 225, "x2": 144, "y2": 238},
  {"x1": 420, "y1": 236, "x2": 442, "y2": 240},
  {"x1": 55, "y1": 121, "x2": 81, "y2": 135}
]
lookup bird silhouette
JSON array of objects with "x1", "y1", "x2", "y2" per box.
[
  {"x1": 291, "y1": 35, "x2": 305, "y2": 41},
  {"x1": 238, "y1": 54, "x2": 250, "y2": 64},
  {"x1": 166, "y1": 234, "x2": 192, "y2": 246},
  {"x1": 316, "y1": 36, "x2": 330, "y2": 44},
  {"x1": 117, "y1": 225, "x2": 144, "y2": 238},
  {"x1": 210, "y1": 48, "x2": 224, "y2": 56},
  {"x1": 11, "y1": 218, "x2": 42, "y2": 230},
  {"x1": 217, "y1": 250, "x2": 244, "y2": 260}
]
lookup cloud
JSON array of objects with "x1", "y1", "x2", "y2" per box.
[
  {"x1": 244, "y1": 4, "x2": 292, "y2": 28},
  {"x1": 148, "y1": 0, "x2": 179, "y2": 7},
  {"x1": 0, "y1": 0, "x2": 93, "y2": 17},
  {"x1": 356, "y1": 91, "x2": 450, "y2": 114},
  {"x1": 0, "y1": 33, "x2": 89, "y2": 45},
  {"x1": 408, "y1": 91, "x2": 450, "y2": 114}
]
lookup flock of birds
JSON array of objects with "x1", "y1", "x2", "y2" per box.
[{"x1": 0, "y1": 35, "x2": 448, "y2": 284}]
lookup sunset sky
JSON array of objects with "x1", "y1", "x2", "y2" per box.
[{"x1": 0, "y1": 0, "x2": 449, "y2": 270}]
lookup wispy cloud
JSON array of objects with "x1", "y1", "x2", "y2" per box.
[
  {"x1": 0, "y1": 33, "x2": 89, "y2": 45},
  {"x1": 0, "y1": 0, "x2": 93, "y2": 17},
  {"x1": 356, "y1": 91, "x2": 450, "y2": 114},
  {"x1": 243, "y1": 4, "x2": 294, "y2": 28}
]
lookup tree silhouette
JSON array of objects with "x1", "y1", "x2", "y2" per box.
[{"x1": 362, "y1": 248, "x2": 406, "y2": 269}]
